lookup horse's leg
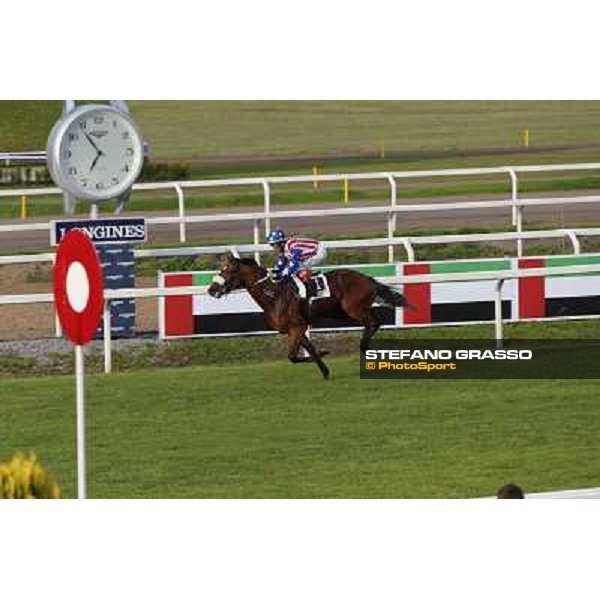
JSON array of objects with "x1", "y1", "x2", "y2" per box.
[
  {"x1": 359, "y1": 308, "x2": 382, "y2": 353},
  {"x1": 299, "y1": 334, "x2": 330, "y2": 380},
  {"x1": 338, "y1": 294, "x2": 381, "y2": 353},
  {"x1": 287, "y1": 327, "x2": 305, "y2": 364}
]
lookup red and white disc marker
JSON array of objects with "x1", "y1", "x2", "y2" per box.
[{"x1": 54, "y1": 229, "x2": 104, "y2": 346}]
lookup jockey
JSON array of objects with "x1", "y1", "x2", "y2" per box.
[{"x1": 266, "y1": 228, "x2": 327, "y2": 299}]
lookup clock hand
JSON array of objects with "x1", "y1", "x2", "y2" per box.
[
  {"x1": 89, "y1": 153, "x2": 101, "y2": 173},
  {"x1": 84, "y1": 131, "x2": 100, "y2": 153}
]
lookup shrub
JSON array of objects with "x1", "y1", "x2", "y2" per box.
[{"x1": 0, "y1": 452, "x2": 61, "y2": 499}]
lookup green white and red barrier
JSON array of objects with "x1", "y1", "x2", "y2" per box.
[{"x1": 158, "y1": 254, "x2": 600, "y2": 339}]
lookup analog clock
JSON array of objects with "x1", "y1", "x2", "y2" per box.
[{"x1": 46, "y1": 104, "x2": 144, "y2": 202}]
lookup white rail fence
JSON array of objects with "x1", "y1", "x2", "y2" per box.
[
  {"x1": 1, "y1": 227, "x2": 600, "y2": 270},
  {"x1": 1, "y1": 263, "x2": 600, "y2": 374},
  {"x1": 1, "y1": 162, "x2": 600, "y2": 261}
]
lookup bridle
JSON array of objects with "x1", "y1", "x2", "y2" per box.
[{"x1": 212, "y1": 264, "x2": 274, "y2": 298}]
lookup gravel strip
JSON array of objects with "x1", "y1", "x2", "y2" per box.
[{"x1": 0, "y1": 336, "x2": 162, "y2": 365}]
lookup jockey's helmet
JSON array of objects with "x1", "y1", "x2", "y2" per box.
[{"x1": 266, "y1": 229, "x2": 287, "y2": 245}]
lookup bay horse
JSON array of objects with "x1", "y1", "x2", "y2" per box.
[{"x1": 207, "y1": 254, "x2": 413, "y2": 379}]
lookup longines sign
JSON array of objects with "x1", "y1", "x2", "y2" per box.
[{"x1": 50, "y1": 218, "x2": 147, "y2": 246}]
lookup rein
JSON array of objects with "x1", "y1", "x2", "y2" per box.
[
  {"x1": 248, "y1": 272, "x2": 271, "y2": 288},
  {"x1": 247, "y1": 271, "x2": 276, "y2": 299}
]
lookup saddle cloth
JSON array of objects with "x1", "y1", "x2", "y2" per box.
[{"x1": 309, "y1": 273, "x2": 331, "y2": 299}]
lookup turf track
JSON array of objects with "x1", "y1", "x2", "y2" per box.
[{"x1": 1, "y1": 354, "x2": 599, "y2": 498}]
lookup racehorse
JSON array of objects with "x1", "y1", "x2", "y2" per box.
[{"x1": 207, "y1": 254, "x2": 413, "y2": 380}]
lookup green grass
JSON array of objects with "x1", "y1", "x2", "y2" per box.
[
  {"x1": 1, "y1": 320, "x2": 599, "y2": 498},
  {"x1": 3, "y1": 100, "x2": 600, "y2": 162},
  {"x1": 2, "y1": 170, "x2": 600, "y2": 221},
  {"x1": 1, "y1": 354, "x2": 598, "y2": 499}
]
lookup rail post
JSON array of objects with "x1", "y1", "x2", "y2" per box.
[
  {"x1": 175, "y1": 184, "x2": 186, "y2": 243},
  {"x1": 386, "y1": 174, "x2": 397, "y2": 263},
  {"x1": 507, "y1": 168, "x2": 523, "y2": 257},
  {"x1": 400, "y1": 238, "x2": 415, "y2": 263},
  {"x1": 494, "y1": 279, "x2": 505, "y2": 349},
  {"x1": 103, "y1": 300, "x2": 112, "y2": 374},
  {"x1": 261, "y1": 179, "x2": 271, "y2": 235},
  {"x1": 20, "y1": 195, "x2": 27, "y2": 219},
  {"x1": 253, "y1": 218, "x2": 261, "y2": 264},
  {"x1": 565, "y1": 230, "x2": 581, "y2": 255},
  {"x1": 52, "y1": 255, "x2": 63, "y2": 339}
]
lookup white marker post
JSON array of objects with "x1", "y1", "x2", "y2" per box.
[
  {"x1": 54, "y1": 231, "x2": 104, "y2": 500},
  {"x1": 75, "y1": 344, "x2": 86, "y2": 498}
]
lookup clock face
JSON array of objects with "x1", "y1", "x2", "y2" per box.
[{"x1": 47, "y1": 105, "x2": 144, "y2": 202}]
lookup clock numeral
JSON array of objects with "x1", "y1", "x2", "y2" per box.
[
  {"x1": 112, "y1": 177, "x2": 119, "y2": 184},
  {"x1": 122, "y1": 165, "x2": 130, "y2": 173},
  {"x1": 68, "y1": 133, "x2": 79, "y2": 141},
  {"x1": 126, "y1": 148, "x2": 134, "y2": 156},
  {"x1": 63, "y1": 150, "x2": 72, "y2": 159},
  {"x1": 94, "y1": 116, "x2": 104, "y2": 124},
  {"x1": 79, "y1": 121, "x2": 87, "y2": 130},
  {"x1": 68, "y1": 167, "x2": 78, "y2": 175},
  {"x1": 80, "y1": 179, "x2": 88, "y2": 187},
  {"x1": 112, "y1": 120, "x2": 118, "y2": 128},
  {"x1": 122, "y1": 131, "x2": 130, "y2": 140},
  {"x1": 96, "y1": 182, "x2": 104, "y2": 190}
]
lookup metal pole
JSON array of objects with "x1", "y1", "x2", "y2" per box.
[
  {"x1": 516, "y1": 207, "x2": 524, "y2": 258},
  {"x1": 495, "y1": 279, "x2": 504, "y2": 349},
  {"x1": 53, "y1": 255, "x2": 63, "y2": 338},
  {"x1": 75, "y1": 344, "x2": 86, "y2": 499},
  {"x1": 103, "y1": 300, "x2": 112, "y2": 374},
  {"x1": 175, "y1": 184, "x2": 186, "y2": 243},
  {"x1": 253, "y1": 219, "x2": 261, "y2": 264},
  {"x1": 508, "y1": 169, "x2": 523, "y2": 256},
  {"x1": 387, "y1": 175, "x2": 397, "y2": 263},
  {"x1": 262, "y1": 180, "x2": 271, "y2": 235}
]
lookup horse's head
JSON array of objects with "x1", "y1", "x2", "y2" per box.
[{"x1": 208, "y1": 254, "x2": 263, "y2": 299}]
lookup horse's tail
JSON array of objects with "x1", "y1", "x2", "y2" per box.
[{"x1": 374, "y1": 280, "x2": 415, "y2": 311}]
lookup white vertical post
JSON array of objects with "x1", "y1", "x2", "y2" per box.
[
  {"x1": 387, "y1": 174, "x2": 397, "y2": 263},
  {"x1": 55, "y1": 313, "x2": 63, "y2": 338},
  {"x1": 53, "y1": 255, "x2": 63, "y2": 338},
  {"x1": 566, "y1": 231, "x2": 581, "y2": 255},
  {"x1": 516, "y1": 206, "x2": 524, "y2": 258},
  {"x1": 495, "y1": 279, "x2": 504, "y2": 349},
  {"x1": 175, "y1": 184, "x2": 186, "y2": 243},
  {"x1": 103, "y1": 300, "x2": 112, "y2": 374},
  {"x1": 262, "y1": 180, "x2": 271, "y2": 235},
  {"x1": 75, "y1": 344, "x2": 86, "y2": 500},
  {"x1": 508, "y1": 168, "x2": 523, "y2": 257},
  {"x1": 253, "y1": 219, "x2": 261, "y2": 264},
  {"x1": 508, "y1": 168, "x2": 518, "y2": 225},
  {"x1": 90, "y1": 202, "x2": 99, "y2": 220}
]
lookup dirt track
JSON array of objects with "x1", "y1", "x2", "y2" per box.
[
  {"x1": 1, "y1": 190, "x2": 600, "y2": 341},
  {"x1": 1, "y1": 190, "x2": 600, "y2": 253}
]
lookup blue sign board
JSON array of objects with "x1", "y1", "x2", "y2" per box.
[{"x1": 51, "y1": 217, "x2": 147, "y2": 246}]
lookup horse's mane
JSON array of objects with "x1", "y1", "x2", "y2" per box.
[{"x1": 239, "y1": 257, "x2": 258, "y2": 267}]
